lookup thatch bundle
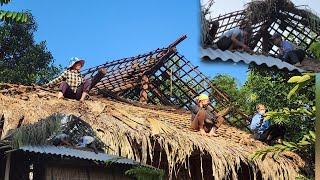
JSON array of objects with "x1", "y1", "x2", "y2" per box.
[
  {"x1": 0, "y1": 84, "x2": 305, "y2": 179},
  {"x1": 244, "y1": 0, "x2": 320, "y2": 30},
  {"x1": 244, "y1": 0, "x2": 294, "y2": 24}
]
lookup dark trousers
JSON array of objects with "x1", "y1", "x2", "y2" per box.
[
  {"x1": 255, "y1": 125, "x2": 286, "y2": 144},
  {"x1": 60, "y1": 80, "x2": 92, "y2": 100},
  {"x1": 59, "y1": 72, "x2": 105, "y2": 100},
  {"x1": 216, "y1": 36, "x2": 233, "y2": 51},
  {"x1": 283, "y1": 49, "x2": 305, "y2": 64}
]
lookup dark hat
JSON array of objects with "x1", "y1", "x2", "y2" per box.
[{"x1": 271, "y1": 33, "x2": 282, "y2": 40}]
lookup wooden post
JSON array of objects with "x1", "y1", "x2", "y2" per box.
[
  {"x1": 4, "y1": 152, "x2": 11, "y2": 180},
  {"x1": 139, "y1": 75, "x2": 149, "y2": 104}
]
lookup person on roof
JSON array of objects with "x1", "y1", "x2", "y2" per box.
[
  {"x1": 190, "y1": 94, "x2": 225, "y2": 137},
  {"x1": 271, "y1": 33, "x2": 305, "y2": 65},
  {"x1": 216, "y1": 23, "x2": 253, "y2": 53},
  {"x1": 249, "y1": 104, "x2": 285, "y2": 145},
  {"x1": 44, "y1": 57, "x2": 107, "y2": 102}
]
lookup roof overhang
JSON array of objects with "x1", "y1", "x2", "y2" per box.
[{"x1": 200, "y1": 47, "x2": 304, "y2": 72}]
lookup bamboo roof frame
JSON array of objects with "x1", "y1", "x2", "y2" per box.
[{"x1": 80, "y1": 35, "x2": 250, "y2": 130}]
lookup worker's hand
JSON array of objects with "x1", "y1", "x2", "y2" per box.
[{"x1": 243, "y1": 45, "x2": 253, "y2": 53}]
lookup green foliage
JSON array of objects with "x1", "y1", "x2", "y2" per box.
[
  {"x1": 125, "y1": 166, "x2": 165, "y2": 180},
  {"x1": 250, "y1": 131, "x2": 315, "y2": 161},
  {"x1": 250, "y1": 73, "x2": 315, "y2": 178},
  {"x1": 211, "y1": 74, "x2": 256, "y2": 111},
  {"x1": 211, "y1": 74, "x2": 238, "y2": 100},
  {"x1": 0, "y1": 10, "x2": 28, "y2": 23},
  {"x1": 308, "y1": 41, "x2": 320, "y2": 59},
  {"x1": 212, "y1": 67, "x2": 315, "y2": 177},
  {"x1": 287, "y1": 74, "x2": 314, "y2": 99},
  {"x1": 0, "y1": 0, "x2": 28, "y2": 23},
  {"x1": 295, "y1": 175, "x2": 314, "y2": 180},
  {"x1": 241, "y1": 66, "x2": 315, "y2": 140},
  {"x1": 211, "y1": 67, "x2": 315, "y2": 140},
  {"x1": 0, "y1": 12, "x2": 61, "y2": 84},
  {"x1": 0, "y1": 0, "x2": 11, "y2": 5},
  {"x1": 210, "y1": 74, "x2": 255, "y2": 127}
]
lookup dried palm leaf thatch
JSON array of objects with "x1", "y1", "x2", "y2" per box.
[
  {"x1": 244, "y1": 0, "x2": 294, "y2": 23},
  {"x1": 0, "y1": 84, "x2": 305, "y2": 179},
  {"x1": 244, "y1": 0, "x2": 320, "y2": 29}
]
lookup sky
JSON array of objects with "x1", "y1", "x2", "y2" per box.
[
  {"x1": 4, "y1": 0, "x2": 250, "y2": 86},
  {"x1": 4, "y1": 0, "x2": 319, "y2": 86}
]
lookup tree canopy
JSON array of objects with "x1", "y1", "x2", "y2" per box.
[
  {"x1": 0, "y1": 13, "x2": 61, "y2": 84},
  {"x1": 211, "y1": 66, "x2": 315, "y2": 178}
]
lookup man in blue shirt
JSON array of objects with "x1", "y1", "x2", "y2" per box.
[
  {"x1": 250, "y1": 104, "x2": 285, "y2": 145},
  {"x1": 271, "y1": 33, "x2": 305, "y2": 65}
]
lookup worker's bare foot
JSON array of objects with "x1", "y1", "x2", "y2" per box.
[
  {"x1": 208, "y1": 131, "x2": 218, "y2": 137},
  {"x1": 57, "y1": 92, "x2": 64, "y2": 99},
  {"x1": 80, "y1": 92, "x2": 88, "y2": 102},
  {"x1": 208, "y1": 129, "x2": 219, "y2": 137}
]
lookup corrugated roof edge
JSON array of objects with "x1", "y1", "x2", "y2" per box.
[
  {"x1": 200, "y1": 47, "x2": 304, "y2": 73},
  {"x1": 19, "y1": 145, "x2": 155, "y2": 169}
]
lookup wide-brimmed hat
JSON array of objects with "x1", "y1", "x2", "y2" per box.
[{"x1": 68, "y1": 57, "x2": 85, "y2": 69}]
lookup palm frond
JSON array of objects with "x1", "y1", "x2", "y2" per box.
[{"x1": 0, "y1": 10, "x2": 28, "y2": 23}]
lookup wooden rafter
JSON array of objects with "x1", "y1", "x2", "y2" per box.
[{"x1": 82, "y1": 35, "x2": 250, "y2": 129}]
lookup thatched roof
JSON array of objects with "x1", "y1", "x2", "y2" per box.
[{"x1": 0, "y1": 84, "x2": 305, "y2": 179}]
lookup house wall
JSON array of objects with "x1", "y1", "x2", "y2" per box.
[
  {"x1": 45, "y1": 165, "x2": 131, "y2": 180},
  {"x1": 7, "y1": 152, "x2": 133, "y2": 180}
]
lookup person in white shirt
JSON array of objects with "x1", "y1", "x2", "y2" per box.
[{"x1": 216, "y1": 25, "x2": 253, "y2": 53}]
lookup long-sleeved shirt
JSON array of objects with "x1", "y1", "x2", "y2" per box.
[
  {"x1": 47, "y1": 69, "x2": 84, "y2": 93},
  {"x1": 249, "y1": 113, "x2": 270, "y2": 135},
  {"x1": 280, "y1": 40, "x2": 295, "y2": 57},
  {"x1": 220, "y1": 27, "x2": 244, "y2": 42}
]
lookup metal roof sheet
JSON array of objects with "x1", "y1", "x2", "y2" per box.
[
  {"x1": 20, "y1": 146, "x2": 140, "y2": 166},
  {"x1": 200, "y1": 48, "x2": 304, "y2": 72}
]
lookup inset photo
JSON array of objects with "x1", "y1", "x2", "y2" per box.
[{"x1": 201, "y1": 0, "x2": 320, "y2": 72}]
